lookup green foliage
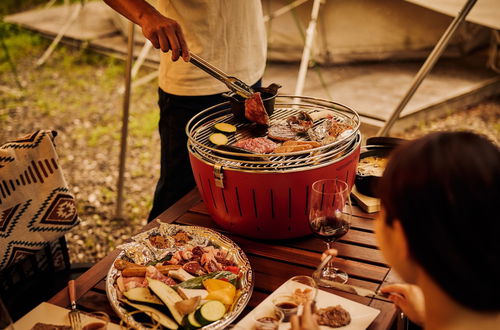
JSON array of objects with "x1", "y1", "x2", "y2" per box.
[
  {"x1": 0, "y1": 0, "x2": 47, "y2": 17},
  {"x1": 129, "y1": 107, "x2": 159, "y2": 140}
]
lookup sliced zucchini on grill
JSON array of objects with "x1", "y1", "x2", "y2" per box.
[
  {"x1": 214, "y1": 123, "x2": 237, "y2": 134},
  {"x1": 195, "y1": 300, "x2": 226, "y2": 326},
  {"x1": 209, "y1": 133, "x2": 228, "y2": 145}
]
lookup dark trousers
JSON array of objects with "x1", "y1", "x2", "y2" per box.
[{"x1": 148, "y1": 80, "x2": 261, "y2": 221}]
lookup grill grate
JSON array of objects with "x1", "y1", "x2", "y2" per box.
[{"x1": 187, "y1": 95, "x2": 360, "y2": 171}]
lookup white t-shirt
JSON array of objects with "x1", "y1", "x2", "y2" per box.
[{"x1": 157, "y1": 0, "x2": 267, "y2": 96}]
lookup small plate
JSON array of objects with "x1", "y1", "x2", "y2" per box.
[
  {"x1": 14, "y1": 302, "x2": 121, "y2": 329},
  {"x1": 235, "y1": 278, "x2": 380, "y2": 329}
]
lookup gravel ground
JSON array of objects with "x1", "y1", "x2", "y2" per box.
[
  {"x1": 397, "y1": 96, "x2": 500, "y2": 144},
  {"x1": 1, "y1": 30, "x2": 498, "y2": 265}
]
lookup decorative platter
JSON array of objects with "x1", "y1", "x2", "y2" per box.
[{"x1": 106, "y1": 222, "x2": 254, "y2": 329}]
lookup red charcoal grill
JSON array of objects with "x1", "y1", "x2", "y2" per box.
[{"x1": 187, "y1": 95, "x2": 361, "y2": 239}]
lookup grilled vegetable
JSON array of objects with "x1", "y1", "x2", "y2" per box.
[
  {"x1": 147, "y1": 277, "x2": 184, "y2": 324},
  {"x1": 195, "y1": 301, "x2": 226, "y2": 326},
  {"x1": 209, "y1": 133, "x2": 228, "y2": 145},
  {"x1": 176, "y1": 271, "x2": 237, "y2": 289},
  {"x1": 120, "y1": 299, "x2": 178, "y2": 329},
  {"x1": 177, "y1": 287, "x2": 209, "y2": 300},
  {"x1": 169, "y1": 268, "x2": 195, "y2": 282},
  {"x1": 187, "y1": 311, "x2": 202, "y2": 328},
  {"x1": 123, "y1": 287, "x2": 163, "y2": 305},
  {"x1": 214, "y1": 123, "x2": 237, "y2": 134},
  {"x1": 175, "y1": 296, "x2": 201, "y2": 316},
  {"x1": 204, "y1": 279, "x2": 236, "y2": 305}
]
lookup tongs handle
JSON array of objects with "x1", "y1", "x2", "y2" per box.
[{"x1": 189, "y1": 53, "x2": 254, "y2": 98}]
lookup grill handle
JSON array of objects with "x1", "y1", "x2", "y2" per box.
[
  {"x1": 214, "y1": 163, "x2": 225, "y2": 188},
  {"x1": 189, "y1": 53, "x2": 253, "y2": 98}
]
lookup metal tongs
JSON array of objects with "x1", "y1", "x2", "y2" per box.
[{"x1": 189, "y1": 53, "x2": 254, "y2": 98}]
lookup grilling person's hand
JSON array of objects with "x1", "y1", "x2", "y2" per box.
[
  {"x1": 139, "y1": 10, "x2": 190, "y2": 62},
  {"x1": 103, "y1": 0, "x2": 190, "y2": 62}
]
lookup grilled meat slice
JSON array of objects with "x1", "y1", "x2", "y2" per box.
[
  {"x1": 267, "y1": 123, "x2": 298, "y2": 141},
  {"x1": 232, "y1": 137, "x2": 278, "y2": 153},
  {"x1": 244, "y1": 92, "x2": 269, "y2": 126},
  {"x1": 183, "y1": 261, "x2": 206, "y2": 276}
]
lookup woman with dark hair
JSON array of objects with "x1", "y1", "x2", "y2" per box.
[{"x1": 292, "y1": 131, "x2": 500, "y2": 329}]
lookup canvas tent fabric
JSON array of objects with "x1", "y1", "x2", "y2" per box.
[
  {"x1": 107, "y1": 0, "x2": 490, "y2": 64},
  {"x1": 262, "y1": 0, "x2": 490, "y2": 63},
  {"x1": 405, "y1": 0, "x2": 500, "y2": 30}
]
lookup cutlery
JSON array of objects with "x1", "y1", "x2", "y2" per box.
[
  {"x1": 313, "y1": 255, "x2": 391, "y2": 302},
  {"x1": 68, "y1": 280, "x2": 82, "y2": 330}
]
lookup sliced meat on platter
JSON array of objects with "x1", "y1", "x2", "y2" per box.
[
  {"x1": 233, "y1": 137, "x2": 278, "y2": 153},
  {"x1": 145, "y1": 265, "x2": 177, "y2": 286},
  {"x1": 244, "y1": 92, "x2": 269, "y2": 126},
  {"x1": 267, "y1": 123, "x2": 298, "y2": 141}
]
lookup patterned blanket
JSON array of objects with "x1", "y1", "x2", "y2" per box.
[{"x1": 0, "y1": 130, "x2": 79, "y2": 271}]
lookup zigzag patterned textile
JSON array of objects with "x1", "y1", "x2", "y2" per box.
[{"x1": 0, "y1": 130, "x2": 79, "y2": 271}]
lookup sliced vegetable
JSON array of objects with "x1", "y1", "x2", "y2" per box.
[
  {"x1": 223, "y1": 265, "x2": 240, "y2": 275},
  {"x1": 205, "y1": 288, "x2": 235, "y2": 305},
  {"x1": 147, "y1": 277, "x2": 184, "y2": 324},
  {"x1": 203, "y1": 279, "x2": 235, "y2": 292},
  {"x1": 177, "y1": 287, "x2": 208, "y2": 300},
  {"x1": 187, "y1": 311, "x2": 202, "y2": 328},
  {"x1": 175, "y1": 296, "x2": 201, "y2": 316},
  {"x1": 120, "y1": 299, "x2": 178, "y2": 329},
  {"x1": 209, "y1": 133, "x2": 228, "y2": 145},
  {"x1": 169, "y1": 268, "x2": 195, "y2": 282},
  {"x1": 123, "y1": 287, "x2": 163, "y2": 305},
  {"x1": 176, "y1": 271, "x2": 237, "y2": 289},
  {"x1": 195, "y1": 301, "x2": 226, "y2": 326},
  {"x1": 214, "y1": 123, "x2": 237, "y2": 134}
]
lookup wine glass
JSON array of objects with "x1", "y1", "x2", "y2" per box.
[{"x1": 308, "y1": 179, "x2": 352, "y2": 286}]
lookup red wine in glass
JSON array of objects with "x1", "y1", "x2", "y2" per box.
[
  {"x1": 310, "y1": 216, "x2": 350, "y2": 242},
  {"x1": 309, "y1": 179, "x2": 352, "y2": 286}
]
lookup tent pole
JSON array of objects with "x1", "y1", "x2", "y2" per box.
[
  {"x1": 115, "y1": 21, "x2": 135, "y2": 220},
  {"x1": 294, "y1": 0, "x2": 322, "y2": 97},
  {"x1": 378, "y1": 0, "x2": 477, "y2": 137}
]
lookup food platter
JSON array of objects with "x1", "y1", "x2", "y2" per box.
[{"x1": 105, "y1": 222, "x2": 254, "y2": 329}]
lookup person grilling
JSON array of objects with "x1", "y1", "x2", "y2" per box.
[
  {"x1": 103, "y1": 0, "x2": 267, "y2": 221},
  {"x1": 291, "y1": 131, "x2": 500, "y2": 330}
]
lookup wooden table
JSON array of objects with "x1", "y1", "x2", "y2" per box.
[{"x1": 49, "y1": 189, "x2": 399, "y2": 329}]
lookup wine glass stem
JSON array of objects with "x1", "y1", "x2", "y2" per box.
[{"x1": 325, "y1": 241, "x2": 337, "y2": 271}]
